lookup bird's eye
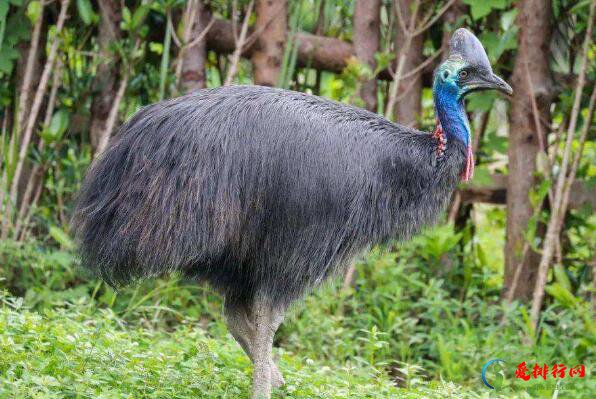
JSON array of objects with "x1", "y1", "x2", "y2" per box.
[{"x1": 459, "y1": 70, "x2": 468, "y2": 79}]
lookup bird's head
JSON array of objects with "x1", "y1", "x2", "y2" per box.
[
  {"x1": 433, "y1": 28, "x2": 512, "y2": 181},
  {"x1": 436, "y1": 28, "x2": 512, "y2": 99}
]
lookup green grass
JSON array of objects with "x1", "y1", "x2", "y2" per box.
[
  {"x1": 0, "y1": 295, "x2": 483, "y2": 399},
  {"x1": 0, "y1": 225, "x2": 593, "y2": 398}
]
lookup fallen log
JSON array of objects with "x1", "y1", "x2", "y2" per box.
[
  {"x1": 206, "y1": 18, "x2": 395, "y2": 79},
  {"x1": 459, "y1": 174, "x2": 595, "y2": 210}
]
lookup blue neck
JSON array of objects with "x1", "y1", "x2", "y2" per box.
[{"x1": 433, "y1": 80, "x2": 470, "y2": 147}]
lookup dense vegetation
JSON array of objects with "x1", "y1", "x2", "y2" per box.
[{"x1": 0, "y1": 0, "x2": 594, "y2": 397}]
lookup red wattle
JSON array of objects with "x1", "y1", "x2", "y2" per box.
[{"x1": 462, "y1": 145, "x2": 474, "y2": 181}]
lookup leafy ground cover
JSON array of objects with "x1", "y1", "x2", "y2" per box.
[
  {"x1": 0, "y1": 221, "x2": 593, "y2": 398},
  {"x1": 0, "y1": 294, "x2": 478, "y2": 399}
]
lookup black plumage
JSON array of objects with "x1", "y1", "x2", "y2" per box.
[
  {"x1": 73, "y1": 85, "x2": 465, "y2": 307},
  {"x1": 73, "y1": 28, "x2": 512, "y2": 399}
]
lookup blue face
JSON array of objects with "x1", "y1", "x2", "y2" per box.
[
  {"x1": 433, "y1": 59, "x2": 472, "y2": 146},
  {"x1": 433, "y1": 58, "x2": 512, "y2": 146},
  {"x1": 435, "y1": 59, "x2": 468, "y2": 99}
]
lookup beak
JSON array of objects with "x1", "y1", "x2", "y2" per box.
[
  {"x1": 465, "y1": 72, "x2": 513, "y2": 96},
  {"x1": 487, "y1": 73, "x2": 513, "y2": 95}
]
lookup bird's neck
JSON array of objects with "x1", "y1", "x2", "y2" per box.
[{"x1": 432, "y1": 81, "x2": 474, "y2": 181}]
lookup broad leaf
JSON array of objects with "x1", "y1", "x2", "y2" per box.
[
  {"x1": 49, "y1": 225, "x2": 75, "y2": 250},
  {"x1": 545, "y1": 283, "x2": 578, "y2": 309},
  {"x1": 41, "y1": 109, "x2": 69, "y2": 143},
  {"x1": 26, "y1": 0, "x2": 42, "y2": 24},
  {"x1": 76, "y1": 0, "x2": 96, "y2": 25},
  {"x1": 463, "y1": 0, "x2": 508, "y2": 20}
]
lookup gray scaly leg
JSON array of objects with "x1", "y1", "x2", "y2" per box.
[
  {"x1": 224, "y1": 300, "x2": 285, "y2": 392},
  {"x1": 249, "y1": 295, "x2": 286, "y2": 399}
]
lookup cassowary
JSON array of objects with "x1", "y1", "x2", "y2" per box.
[{"x1": 73, "y1": 29, "x2": 511, "y2": 398}]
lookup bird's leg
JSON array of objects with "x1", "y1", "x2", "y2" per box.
[
  {"x1": 224, "y1": 301, "x2": 285, "y2": 389},
  {"x1": 250, "y1": 295, "x2": 285, "y2": 399},
  {"x1": 224, "y1": 303, "x2": 254, "y2": 357},
  {"x1": 263, "y1": 304, "x2": 285, "y2": 389}
]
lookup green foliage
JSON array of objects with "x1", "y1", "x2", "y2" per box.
[
  {"x1": 48, "y1": 225, "x2": 74, "y2": 250},
  {"x1": 40, "y1": 109, "x2": 70, "y2": 144},
  {"x1": 1, "y1": 290, "x2": 504, "y2": 398},
  {"x1": 480, "y1": 29, "x2": 517, "y2": 64},
  {"x1": 2, "y1": 218, "x2": 593, "y2": 397},
  {"x1": 1, "y1": 185, "x2": 594, "y2": 397},
  {"x1": 0, "y1": 1, "x2": 594, "y2": 397},
  {"x1": 25, "y1": 1, "x2": 41, "y2": 24},
  {"x1": 462, "y1": 0, "x2": 509, "y2": 21},
  {"x1": 76, "y1": 0, "x2": 98, "y2": 26},
  {"x1": 0, "y1": 0, "x2": 29, "y2": 77},
  {"x1": 121, "y1": 4, "x2": 151, "y2": 37}
]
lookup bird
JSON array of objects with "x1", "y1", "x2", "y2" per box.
[{"x1": 73, "y1": 28, "x2": 512, "y2": 399}]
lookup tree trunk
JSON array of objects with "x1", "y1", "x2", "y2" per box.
[
  {"x1": 180, "y1": 0, "x2": 209, "y2": 93},
  {"x1": 394, "y1": 0, "x2": 424, "y2": 128},
  {"x1": 89, "y1": 0, "x2": 122, "y2": 153},
  {"x1": 251, "y1": 0, "x2": 287, "y2": 86},
  {"x1": 504, "y1": 0, "x2": 552, "y2": 301},
  {"x1": 353, "y1": 0, "x2": 380, "y2": 112}
]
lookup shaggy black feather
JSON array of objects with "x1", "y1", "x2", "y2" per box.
[{"x1": 73, "y1": 85, "x2": 466, "y2": 307}]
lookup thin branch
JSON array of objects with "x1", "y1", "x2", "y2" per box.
[
  {"x1": 94, "y1": 33, "x2": 141, "y2": 157},
  {"x1": 95, "y1": 69, "x2": 129, "y2": 156},
  {"x1": 15, "y1": 2, "x2": 45, "y2": 137},
  {"x1": 2, "y1": 3, "x2": 45, "y2": 231},
  {"x1": 548, "y1": 116, "x2": 567, "y2": 166},
  {"x1": 9, "y1": 0, "x2": 67, "y2": 193},
  {"x1": 385, "y1": 0, "x2": 452, "y2": 117},
  {"x1": 393, "y1": 77, "x2": 419, "y2": 103},
  {"x1": 174, "y1": 13, "x2": 215, "y2": 89},
  {"x1": 168, "y1": 9, "x2": 182, "y2": 48},
  {"x1": 158, "y1": 9, "x2": 173, "y2": 100},
  {"x1": 413, "y1": 0, "x2": 457, "y2": 37},
  {"x1": 183, "y1": 0, "x2": 199, "y2": 42},
  {"x1": 530, "y1": 0, "x2": 594, "y2": 331},
  {"x1": 342, "y1": 261, "x2": 357, "y2": 291},
  {"x1": 400, "y1": 47, "x2": 443, "y2": 80},
  {"x1": 232, "y1": 0, "x2": 239, "y2": 43},
  {"x1": 14, "y1": 60, "x2": 64, "y2": 239},
  {"x1": 385, "y1": 0, "x2": 420, "y2": 118},
  {"x1": 174, "y1": 0, "x2": 198, "y2": 87},
  {"x1": 243, "y1": 1, "x2": 287, "y2": 50},
  {"x1": 505, "y1": 241, "x2": 530, "y2": 304},
  {"x1": 0, "y1": 111, "x2": 8, "y2": 221},
  {"x1": 524, "y1": 56, "x2": 555, "y2": 209},
  {"x1": 505, "y1": 88, "x2": 596, "y2": 303},
  {"x1": 186, "y1": 17, "x2": 215, "y2": 50},
  {"x1": 558, "y1": 86, "x2": 596, "y2": 232},
  {"x1": 18, "y1": 173, "x2": 44, "y2": 241},
  {"x1": 224, "y1": 0, "x2": 254, "y2": 86},
  {"x1": 393, "y1": 0, "x2": 408, "y2": 35},
  {"x1": 3, "y1": 0, "x2": 69, "y2": 240}
]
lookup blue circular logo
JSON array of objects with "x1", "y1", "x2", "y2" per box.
[{"x1": 482, "y1": 359, "x2": 506, "y2": 389}]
